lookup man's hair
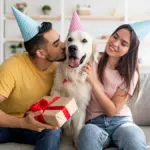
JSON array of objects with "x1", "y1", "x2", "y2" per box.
[{"x1": 24, "y1": 22, "x2": 52, "y2": 57}]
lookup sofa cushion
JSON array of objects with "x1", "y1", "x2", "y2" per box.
[
  {"x1": 140, "y1": 126, "x2": 150, "y2": 148},
  {"x1": 0, "y1": 143, "x2": 33, "y2": 150},
  {"x1": 128, "y1": 73, "x2": 150, "y2": 125},
  {"x1": 0, "y1": 138, "x2": 118, "y2": 150}
]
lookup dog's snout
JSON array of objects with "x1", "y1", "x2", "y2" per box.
[{"x1": 68, "y1": 45, "x2": 78, "y2": 56}]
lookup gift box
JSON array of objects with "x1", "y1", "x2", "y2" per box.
[{"x1": 24, "y1": 96, "x2": 78, "y2": 127}]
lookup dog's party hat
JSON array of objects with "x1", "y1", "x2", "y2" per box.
[
  {"x1": 130, "y1": 20, "x2": 150, "y2": 40},
  {"x1": 68, "y1": 11, "x2": 85, "y2": 33},
  {"x1": 12, "y1": 7, "x2": 40, "y2": 41}
]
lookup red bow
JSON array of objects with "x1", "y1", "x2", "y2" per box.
[
  {"x1": 25, "y1": 96, "x2": 71, "y2": 124},
  {"x1": 63, "y1": 78, "x2": 72, "y2": 84}
]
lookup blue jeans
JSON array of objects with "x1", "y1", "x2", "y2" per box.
[
  {"x1": 0, "y1": 127, "x2": 62, "y2": 150},
  {"x1": 78, "y1": 115, "x2": 147, "y2": 150}
]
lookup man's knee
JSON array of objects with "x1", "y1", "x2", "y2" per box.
[
  {"x1": 0, "y1": 128, "x2": 11, "y2": 143},
  {"x1": 40, "y1": 128, "x2": 62, "y2": 138}
]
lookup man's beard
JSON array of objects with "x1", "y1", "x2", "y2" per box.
[
  {"x1": 46, "y1": 55, "x2": 66, "y2": 62},
  {"x1": 57, "y1": 55, "x2": 66, "y2": 62}
]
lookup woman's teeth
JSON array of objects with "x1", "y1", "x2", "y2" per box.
[{"x1": 109, "y1": 46, "x2": 115, "y2": 52}]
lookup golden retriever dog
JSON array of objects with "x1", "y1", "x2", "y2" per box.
[{"x1": 51, "y1": 30, "x2": 98, "y2": 148}]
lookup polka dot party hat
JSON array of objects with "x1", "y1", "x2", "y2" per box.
[{"x1": 12, "y1": 7, "x2": 40, "y2": 41}]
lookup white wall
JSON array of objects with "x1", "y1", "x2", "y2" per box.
[
  {"x1": 63, "y1": 0, "x2": 124, "y2": 37},
  {"x1": 4, "y1": 0, "x2": 61, "y2": 59},
  {"x1": 128, "y1": 0, "x2": 150, "y2": 66},
  {"x1": 4, "y1": 0, "x2": 61, "y2": 38}
]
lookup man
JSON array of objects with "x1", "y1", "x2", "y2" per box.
[{"x1": 0, "y1": 7, "x2": 66, "y2": 150}]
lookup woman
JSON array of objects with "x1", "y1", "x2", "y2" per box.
[{"x1": 78, "y1": 24, "x2": 147, "y2": 150}]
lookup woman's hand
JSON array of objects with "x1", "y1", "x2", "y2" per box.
[{"x1": 83, "y1": 61, "x2": 99, "y2": 86}]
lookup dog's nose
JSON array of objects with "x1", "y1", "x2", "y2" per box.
[{"x1": 68, "y1": 45, "x2": 78, "y2": 56}]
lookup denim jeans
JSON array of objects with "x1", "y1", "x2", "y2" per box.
[
  {"x1": 0, "y1": 127, "x2": 62, "y2": 150},
  {"x1": 78, "y1": 115, "x2": 147, "y2": 150}
]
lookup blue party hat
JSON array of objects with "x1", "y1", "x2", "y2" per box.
[
  {"x1": 130, "y1": 20, "x2": 150, "y2": 41},
  {"x1": 12, "y1": 7, "x2": 40, "y2": 41}
]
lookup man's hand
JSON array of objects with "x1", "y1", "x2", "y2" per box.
[
  {"x1": 0, "y1": 95, "x2": 58, "y2": 131},
  {"x1": 20, "y1": 110, "x2": 58, "y2": 132}
]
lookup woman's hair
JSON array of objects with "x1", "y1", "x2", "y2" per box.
[
  {"x1": 24, "y1": 22, "x2": 52, "y2": 57},
  {"x1": 98, "y1": 24, "x2": 140, "y2": 94}
]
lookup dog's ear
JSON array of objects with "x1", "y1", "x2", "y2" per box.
[{"x1": 92, "y1": 43, "x2": 99, "y2": 64}]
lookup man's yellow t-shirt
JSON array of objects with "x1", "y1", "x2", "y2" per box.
[{"x1": 0, "y1": 53, "x2": 55, "y2": 117}]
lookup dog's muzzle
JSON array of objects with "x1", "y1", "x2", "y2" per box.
[
  {"x1": 68, "y1": 45, "x2": 78, "y2": 57},
  {"x1": 67, "y1": 47, "x2": 86, "y2": 68}
]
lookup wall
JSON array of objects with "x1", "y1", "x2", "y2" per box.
[
  {"x1": 128, "y1": 0, "x2": 150, "y2": 66},
  {"x1": 4, "y1": 0, "x2": 61, "y2": 59}
]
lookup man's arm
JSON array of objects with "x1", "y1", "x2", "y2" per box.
[
  {"x1": 0, "y1": 95, "x2": 58, "y2": 132},
  {"x1": 0, "y1": 95, "x2": 24, "y2": 128}
]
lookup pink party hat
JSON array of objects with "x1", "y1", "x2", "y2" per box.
[{"x1": 68, "y1": 11, "x2": 85, "y2": 33}]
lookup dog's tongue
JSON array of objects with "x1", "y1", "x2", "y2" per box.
[{"x1": 68, "y1": 58, "x2": 80, "y2": 67}]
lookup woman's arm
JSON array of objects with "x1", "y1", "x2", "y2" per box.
[
  {"x1": 83, "y1": 62, "x2": 130, "y2": 117},
  {"x1": 92, "y1": 82, "x2": 129, "y2": 116}
]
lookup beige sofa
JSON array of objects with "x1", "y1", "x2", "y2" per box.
[{"x1": 0, "y1": 72, "x2": 150, "y2": 150}]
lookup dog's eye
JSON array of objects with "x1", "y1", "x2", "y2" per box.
[
  {"x1": 82, "y1": 39, "x2": 88, "y2": 43},
  {"x1": 68, "y1": 37, "x2": 73, "y2": 42}
]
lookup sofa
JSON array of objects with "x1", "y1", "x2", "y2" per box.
[{"x1": 0, "y1": 72, "x2": 150, "y2": 150}]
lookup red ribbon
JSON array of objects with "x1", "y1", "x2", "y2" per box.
[
  {"x1": 63, "y1": 78, "x2": 72, "y2": 84},
  {"x1": 25, "y1": 96, "x2": 71, "y2": 124}
]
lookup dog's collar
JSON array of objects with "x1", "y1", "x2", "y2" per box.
[{"x1": 63, "y1": 78, "x2": 72, "y2": 84}]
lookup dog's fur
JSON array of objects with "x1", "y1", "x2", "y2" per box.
[{"x1": 51, "y1": 30, "x2": 98, "y2": 144}]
